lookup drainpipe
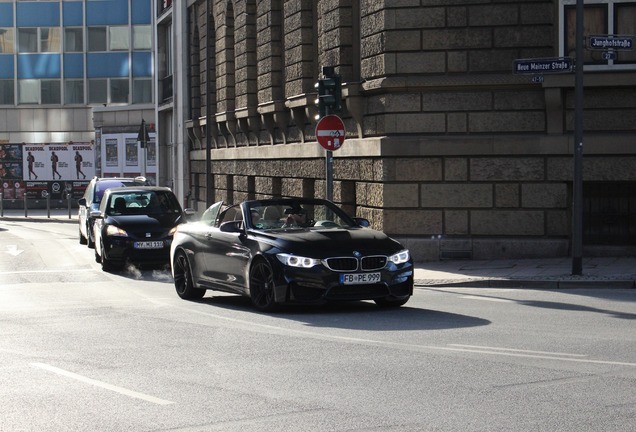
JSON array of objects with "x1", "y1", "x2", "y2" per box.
[{"x1": 205, "y1": 0, "x2": 212, "y2": 207}]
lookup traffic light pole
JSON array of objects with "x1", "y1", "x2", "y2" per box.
[{"x1": 316, "y1": 66, "x2": 341, "y2": 202}]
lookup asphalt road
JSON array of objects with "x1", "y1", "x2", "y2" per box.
[{"x1": 1, "y1": 218, "x2": 635, "y2": 431}]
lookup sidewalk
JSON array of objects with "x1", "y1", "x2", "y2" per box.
[
  {"x1": 2, "y1": 209, "x2": 635, "y2": 289},
  {"x1": 414, "y1": 257, "x2": 636, "y2": 289}
]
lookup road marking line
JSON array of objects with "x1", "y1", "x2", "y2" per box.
[
  {"x1": 31, "y1": 363, "x2": 174, "y2": 405},
  {"x1": 459, "y1": 295, "x2": 513, "y2": 302},
  {"x1": 449, "y1": 344, "x2": 588, "y2": 357}
]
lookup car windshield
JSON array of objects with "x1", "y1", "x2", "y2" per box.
[
  {"x1": 106, "y1": 191, "x2": 182, "y2": 216},
  {"x1": 246, "y1": 199, "x2": 357, "y2": 230}
]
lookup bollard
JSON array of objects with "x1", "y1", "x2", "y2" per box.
[
  {"x1": 0, "y1": 192, "x2": 3, "y2": 217},
  {"x1": 67, "y1": 193, "x2": 72, "y2": 219},
  {"x1": 46, "y1": 192, "x2": 51, "y2": 218},
  {"x1": 24, "y1": 193, "x2": 28, "y2": 217}
]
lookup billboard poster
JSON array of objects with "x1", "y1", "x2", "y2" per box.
[
  {"x1": 1, "y1": 180, "x2": 15, "y2": 199},
  {"x1": 0, "y1": 144, "x2": 23, "y2": 162},
  {"x1": 48, "y1": 181, "x2": 72, "y2": 200},
  {"x1": 26, "y1": 181, "x2": 49, "y2": 199},
  {"x1": 69, "y1": 142, "x2": 94, "y2": 180},
  {"x1": 14, "y1": 180, "x2": 25, "y2": 199},
  {"x1": 125, "y1": 138, "x2": 138, "y2": 167},
  {"x1": 71, "y1": 181, "x2": 90, "y2": 199},
  {"x1": 147, "y1": 139, "x2": 156, "y2": 167},
  {"x1": 0, "y1": 143, "x2": 95, "y2": 203},
  {"x1": 23, "y1": 144, "x2": 47, "y2": 180},
  {"x1": 105, "y1": 139, "x2": 119, "y2": 168}
]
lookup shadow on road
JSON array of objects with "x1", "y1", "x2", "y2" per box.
[{"x1": 189, "y1": 295, "x2": 491, "y2": 331}]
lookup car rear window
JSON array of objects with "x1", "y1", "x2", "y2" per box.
[{"x1": 94, "y1": 180, "x2": 137, "y2": 202}]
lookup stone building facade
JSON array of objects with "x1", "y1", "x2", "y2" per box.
[{"x1": 157, "y1": 1, "x2": 636, "y2": 261}]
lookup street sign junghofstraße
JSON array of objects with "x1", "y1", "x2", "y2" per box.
[
  {"x1": 513, "y1": 57, "x2": 573, "y2": 75},
  {"x1": 587, "y1": 35, "x2": 634, "y2": 51}
]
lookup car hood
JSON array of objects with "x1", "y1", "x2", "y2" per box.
[
  {"x1": 106, "y1": 213, "x2": 184, "y2": 229},
  {"x1": 254, "y1": 227, "x2": 406, "y2": 257}
]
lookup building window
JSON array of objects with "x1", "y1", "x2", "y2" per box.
[
  {"x1": 133, "y1": 78, "x2": 152, "y2": 104},
  {"x1": 109, "y1": 26, "x2": 129, "y2": 51},
  {"x1": 64, "y1": 79, "x2": 84, "y2": 104},
  {"x1": 133, "y1": 25, "x2": 151, "y2": 50},
  {"x1": 18, "y1": 28, "x2": 38, "y2": 53},
  {"x1": 561, "y1": 0, "x2": 636, "y2": 69},
  {"x1": 41, "y1": 79, "x2": 61, "y2": 104},
  {"x1": 88, "y1": 78, "x2": 107, "y2": 103},
  {"x1": 88, "y1": 27, "x2": 107, "y2": 52},
  {"x1": 110, "y1": 78, "x2": 129, "y2": 103},
  {"x1": 0, "y1": 79, "x2": 14, "y2": 105},
  {"x1": 17, "y1": 79, "x2": 61, "y2": 104},
  {"x1": 17, "y1": 27, "x2": 61, "y2": 53},
  {"x1": 18, "y1": 79, "x2": 38, "y2": 104},
  {"x1": 64, "y1": 28, "x2": 83, "y2": 52},
  {"x1": 0, "y1": 28, "x2": 15, "y2": 54},
  {"x1": 40, "y1": 28, "x2": 61, "y2": 52}
]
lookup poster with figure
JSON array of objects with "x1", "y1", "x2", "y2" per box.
[
  {"x1": 22, "y1": 144, "x2": 47, "y2": 180},
  {"x1": 70, "y1": 143, "x2": 95, "y2": 180},
  {"x1": 47, "y1": 144, "x2": 71, "y2": 181}
]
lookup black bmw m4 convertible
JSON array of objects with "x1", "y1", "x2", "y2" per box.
[{"x1": 170, "y1": 198, "x2": 413, "y2": 311}]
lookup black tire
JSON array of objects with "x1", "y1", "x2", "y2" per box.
[
  {"x1": 94, "y1": 247, "x2": 100, "y2": 263},
  {"x1": 100, "y1": 242, "x2": 120, "y2": 272},
  {"x1": 173, "y1": 251, "x2": 205, "y2": 299},
  {"x1": 374, "y1": 295, "x2": 410, "y2": 308},
  {"x1": 79, "y1": 226, "x2": 87, "y2": 245},
  {"x1": 249, "y1": 259, "x2": 278, "y2": 312},
  {"x1": 87, "y1": 227, "x2": 95, "y2": 249}
]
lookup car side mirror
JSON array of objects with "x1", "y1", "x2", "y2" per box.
[
  {"x1": 90, "y1": 210, "x2": 103, "y2": 219},
  {"x1": 352, "y1": 217, "x2": 370, "y2": 227},
  {"x1": 219, "y1": 220, "x2": 243, "y2": 233},
  {"x1": 78, "y1": 198, "x2": 87, "y2": 207}
]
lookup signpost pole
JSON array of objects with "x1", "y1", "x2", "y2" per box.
[{"x1": 572, "y1": 0, "x2": 584, "y2": 275}]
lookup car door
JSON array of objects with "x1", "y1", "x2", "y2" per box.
[
  {"x1": 200, "y1": 205, "x2": 251, "y2": 292},
  {"x1": 188, "y1": 201, "x2": 223, "y2": 286}
]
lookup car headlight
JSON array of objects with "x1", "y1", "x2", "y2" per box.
[
  {"x1": 276, "y1": 253, "x2": 321, "y2": 268},
  {"x1": 105, "y1": 225, "x2": 128, "y2": 237},
  {"x1": 169, "y1": 226, "x2": 178, "y2": 236},
  {"x1": 388, "y1": 250, "x2": 410, "y2": 265}
]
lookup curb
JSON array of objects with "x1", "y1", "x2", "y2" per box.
[
  {"x1": 0, "y1": 216, "x2": 77, "y2": 224},
  {"x1": 415, "y1": 279, "x2": 636, "y2": 289}
]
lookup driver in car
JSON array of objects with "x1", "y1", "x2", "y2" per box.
[{"x1": 283, "y1": 206, "x2": 309, "y2": 228}]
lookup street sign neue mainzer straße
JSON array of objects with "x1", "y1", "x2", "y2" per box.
[{"x1": 513, "y1": 57, "x2": 573, "y2": 75}]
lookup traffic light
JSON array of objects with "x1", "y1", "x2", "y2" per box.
[{"x1": 315, "y1": 66, "x2": 342, "y2": 118}]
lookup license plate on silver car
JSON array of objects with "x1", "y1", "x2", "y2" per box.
[
  {"x1": 134, "y1": 241, "x2": 164, "y2": 249},
  {"x1": 340, "y1": 272, "x2": 381, "y2": 285}
]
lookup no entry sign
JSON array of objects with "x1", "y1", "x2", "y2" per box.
[{"x1": 315, "y1": 115, "x2": 346, "y2": 151}]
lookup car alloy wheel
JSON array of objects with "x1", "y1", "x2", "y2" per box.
[
  {"x1": 249, "y1": 259, "x2": 277, "y2": 312},
  {"x1": 173, "y1": 251, "x2": 205, "y2": 300}
]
